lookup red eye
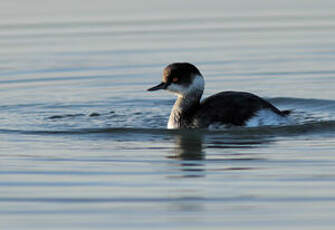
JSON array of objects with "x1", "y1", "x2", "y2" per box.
[{"x1": 172, "y1": 77, "x2": 178, "y2": 83}]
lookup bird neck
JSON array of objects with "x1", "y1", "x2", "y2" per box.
[{"x1": 168, "y1": 93, "x2": 202, "y2": 129}]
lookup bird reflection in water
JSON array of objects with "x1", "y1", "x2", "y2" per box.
[
  {"x1": 171, "y1": 130, "x2": 204, "y2": 160},
  {"x1": 167, "y1": 129, "x2": 273, "y2": 178},
  {"x1": 167, "y1": 130, "x2": 205, "y2": 178}
]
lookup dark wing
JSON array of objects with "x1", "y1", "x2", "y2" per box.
[{"x1": 195, "y1": 91, "x2": 284, "y2": 126}]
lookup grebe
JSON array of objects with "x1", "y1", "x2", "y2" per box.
[{"x1": 148, "y1": 62, "x2": 290, "y2": 129}]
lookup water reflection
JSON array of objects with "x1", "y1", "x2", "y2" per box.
[
  {"x1": 171, "y1": 130, "x2": 205, "y2": 160},
  {"x1": 169, "y1": 130, "x2": 274, "y2": 159},
  {"x1": 167, "y1": 129, "x2": 275, "y2": 178},
  {"x1": 166, "y1": 130, "x2": 205, "y2": 178}
]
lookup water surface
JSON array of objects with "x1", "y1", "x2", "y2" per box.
[{"x1": 1, "y1": 1, "x2": 335, "y2": 229}]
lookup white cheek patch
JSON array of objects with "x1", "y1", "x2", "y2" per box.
[
  {"x1": 191, "y1": 75, "x2": 205, "y2": 92},
  {"x1": 167, "y1": 84, "x2": 187, "y2": 96},
  {"x1": 166, "y1": 75, "x2": 204, "y2": 97}
]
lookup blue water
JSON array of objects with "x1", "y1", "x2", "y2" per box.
[{"x1": 1, "y1": 1, "x2": 335, "y2": 229}]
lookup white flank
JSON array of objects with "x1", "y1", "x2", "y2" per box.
[{"x1": 245, "y1": 109, "x2": 292, "y2": 127}]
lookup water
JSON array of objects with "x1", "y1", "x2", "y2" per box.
[{"x1": 1, "y1": 0, "x2": 335, "y2": 229}]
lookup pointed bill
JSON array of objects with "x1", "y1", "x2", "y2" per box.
[{"x1": 147, "y1": 82, "x2": 168, "y2": 91}]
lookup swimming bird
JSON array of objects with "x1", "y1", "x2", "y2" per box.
[{"x1": 148, "y1": 62, "x2": 290, "y2": 129}]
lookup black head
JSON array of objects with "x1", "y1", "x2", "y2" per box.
[{"x1": 147, "y1": 63, "x2": 203, "y2": 94}]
